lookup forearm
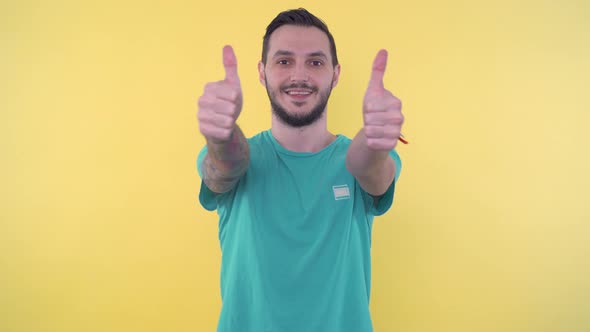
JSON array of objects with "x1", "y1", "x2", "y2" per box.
[
  {"x1": 346, "y1": 128, "x2": 395, "y2": 196},
  {"x1": 203, "y1": 126, "x2": 250, "y2": 193}
]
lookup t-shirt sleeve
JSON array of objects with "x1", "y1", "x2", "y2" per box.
[
  {"x1": 196, "y1": 146, "x2": 218, "y2": 211},
  {"x1": 363, "y1": 149, "x2": 402, "y2": 216}
]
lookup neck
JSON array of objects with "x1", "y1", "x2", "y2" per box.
[{"x1": 271, "y1": 114, "x2": 336, "y2": 153}]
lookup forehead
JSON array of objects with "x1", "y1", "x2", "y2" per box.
[{"x1": 267, "y1": 25, "x2": 331, "y2": 57}]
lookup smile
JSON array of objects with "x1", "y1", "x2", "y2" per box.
[{"x1": 284, "y1": 89, "x2": 313, "y2": 96}]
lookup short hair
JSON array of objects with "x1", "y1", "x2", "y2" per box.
[{"x1": 261, "y1": 8, "x2": 339, "y2": 67}]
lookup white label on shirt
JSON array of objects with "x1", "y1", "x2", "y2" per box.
[{"x1": 333, "y1": 185, "x2": 351, "y2": 200}]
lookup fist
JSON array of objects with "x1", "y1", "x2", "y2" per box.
[
  {"x1": 363, "y1": 49, "x2": 404, "y2": 150},
  {"x1": 197, "y1": 45, "x2": 243, "y2": 142}
]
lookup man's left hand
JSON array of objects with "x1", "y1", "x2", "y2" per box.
[{"x1": 362, "y1": 49, "x2": 404, "y2": 150}]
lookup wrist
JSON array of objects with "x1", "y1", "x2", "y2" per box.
[{"x1": 206, "y1": 125, "x2": 237, "y2": 145}]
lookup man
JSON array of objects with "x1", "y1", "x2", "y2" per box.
[{"x1": 196, "y1": 8, "x2": 404, "y2": 332}]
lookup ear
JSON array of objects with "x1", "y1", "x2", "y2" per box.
[
  {"x1": 258, "y1": 61, "x2": 266, "y2": 86},
  {"x1": 331, "y1": 64, "x2": 341, "y2": 88}
]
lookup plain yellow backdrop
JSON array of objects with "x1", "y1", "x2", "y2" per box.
[{"x1": 1, "y1": 0, "x2": 589, "y2": 331}]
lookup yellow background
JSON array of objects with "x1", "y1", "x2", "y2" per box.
[{"x1": 2, "y1": 0, "x2": 589, "y2": 331}]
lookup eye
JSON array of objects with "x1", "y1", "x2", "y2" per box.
[
  {"x1": 277, "y1": 59, "x2": 290, "y2": 65},
  {"x1": 310, "y1": 60, "x2": 323, "y2": 66}
]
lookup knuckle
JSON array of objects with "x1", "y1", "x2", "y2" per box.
[
  {"x1": 222, "y1": 115, "x2": 235, "y2": 128},
  {"x1": 391, "y1": 97, "x2": 402, "y2": 109},
  {"x1": 392, "y1": 114, "x2": 404, "y2": 125},
  {"x1": 197, "y1": 95, "x2": 209, "y2": 108},
  {"x1": 203, "y1": 82, "x2": 215, "y2": 94},
  {"x1": 197, "y1": 103, "x2": 213, "y2": 117},
  {"x1": 199, "y1": 123, "x2": 210, "y2": 136},
  {"x1": 198, "y1": 117, "x2": 212, "y2": 130},
  {"x1": 204, "y1": 81, "x2": 224, "y2": 95},
  {"x1": 196, "y1": 107, "x2": 207, "y2": 120},
  {"x1": 220, "y1": 104, "x2": 233, "y2": 116},
  {"x1": 364, "y1": 126, "x2": 377, "y2": 137},
  {"x1": 229, "y1": 88, "x2": 240, "y2": 102}
]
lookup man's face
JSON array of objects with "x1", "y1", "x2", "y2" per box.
[{"x1": 259, "y1": 25, "x2": 341, "y2": 127}]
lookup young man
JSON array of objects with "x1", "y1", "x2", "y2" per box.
[{"x1": 196, "y1": 8, "x2": 404, "y2": 332}]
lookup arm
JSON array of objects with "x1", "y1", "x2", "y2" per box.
[
  {"x1": 346, "y1": 128, "x2": 395, "y2": 196},
  {"x1": 202, "y1": 126, "x2": 249, "y2": 194},
  {"x1": 197, "y1": 45, "x2": 247, "y2": 194},
  {"x1": 348, "y1": 49, "x2": 403, "y2": 197}
]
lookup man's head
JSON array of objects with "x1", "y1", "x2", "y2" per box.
[
  {"x1": 258, "y1": 8, "x2": 341, "y2": 128},
  {"x1": 261, "y1": 8, "x2": 339, "y2": 67}
]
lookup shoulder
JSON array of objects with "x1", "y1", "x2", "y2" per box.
[
  {"x1": 246, "y1": 130, "x2": 277, "y2": 166},
  {"x1": 331, "y1": 134, "x2": 353, "y2": 154},
  {"x1": 247, "y1": 130, "x2": 272, "y2": 148}
]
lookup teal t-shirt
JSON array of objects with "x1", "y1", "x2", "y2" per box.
[{"x1": 197, "y1": 130, "x2": 402, "y2": 332}]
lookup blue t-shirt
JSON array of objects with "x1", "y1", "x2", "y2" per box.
[{"x1": 197, "y1": 130, "x2": 402, "y2": 332}]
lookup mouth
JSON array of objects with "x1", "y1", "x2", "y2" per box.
[{"x1": 282, "y1": 86, "x2": 316, "y2": 100}]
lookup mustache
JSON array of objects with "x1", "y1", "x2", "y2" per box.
[{"x1": 281, "y1": 83, "x2": 318, "y2": 92}]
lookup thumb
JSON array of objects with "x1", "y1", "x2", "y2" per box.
[
  {"x1": 223, "y1": 45, "x2": 240, "y2": 85},
  {"x1": 367, "y1": 49, "x2": 388, "y2": 91}
]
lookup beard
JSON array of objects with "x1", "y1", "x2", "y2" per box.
[{"x1": 265, "y1": 81, "x2": 333, "y2": 128}]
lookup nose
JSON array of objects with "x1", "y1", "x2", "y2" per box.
[{"x1": 290, "y1": 63, "x2": 308, "y2": 82}]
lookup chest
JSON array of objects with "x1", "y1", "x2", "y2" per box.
[{"x1": 248, "y1": 150, "x2": 357, "y2": 211}]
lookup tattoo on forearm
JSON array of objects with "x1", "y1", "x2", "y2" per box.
[{"x1": 203, "y1": 127, "x2": 250, "y2": 193}]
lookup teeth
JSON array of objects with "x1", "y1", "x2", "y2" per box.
[{"x1": 286, "y1": 91, "x2": 311, "y2": 95}]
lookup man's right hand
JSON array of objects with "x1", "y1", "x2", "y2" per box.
[{"x1": 197, "y1": 45, "x2": 243, "y2": 143}]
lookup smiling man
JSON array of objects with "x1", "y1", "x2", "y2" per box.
[{"x1": 196, "y1": 8, "x2": 404, "y2": 332}]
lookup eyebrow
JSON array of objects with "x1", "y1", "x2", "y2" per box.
[{"x1": 272, "y1": 50, "x2": 328, "y2": 59}]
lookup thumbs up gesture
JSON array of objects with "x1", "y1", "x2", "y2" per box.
[
  {"x1": 363, "y1": 50, "x2": 404, "y2": 150},
  {"x1": 197, "y1": 45, "x2": 243, "y2": 143}
]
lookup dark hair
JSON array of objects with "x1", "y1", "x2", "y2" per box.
[{"x1": 261, "y1": 8, "x2": 338, "y2": 67}]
